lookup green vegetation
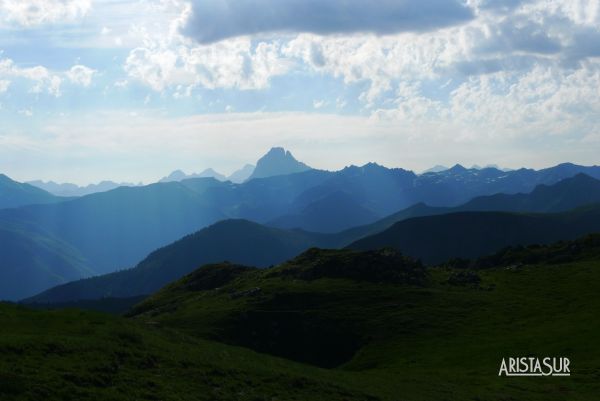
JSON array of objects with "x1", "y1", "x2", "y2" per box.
[
  {"x1": 0, "y1": 303, "x2": 377, "y2": 401},
  {"x1": 3, "y1": 236, "x2": 600, "y2": 400},
  {"x1": 131, "y1": 236, "x2": 600, "y2": 400}
]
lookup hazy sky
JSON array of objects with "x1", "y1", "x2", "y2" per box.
[{"x1": 0, "y1": 0, "x2": 599, "y2": 184}]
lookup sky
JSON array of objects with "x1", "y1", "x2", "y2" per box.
[{"x1": 0, "y1": 0, "x2": 599, "y2": 184}]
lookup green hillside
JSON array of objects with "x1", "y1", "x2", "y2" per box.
[
  {"x1": 128, "y1": 235, "x2": 600, "y2": 400},
  {"x1": 0, "y1": 303, "x2": 375, "y2": 401},
  {"x1": 3, "y1": 236, "x2": 600, "y2": 399}
]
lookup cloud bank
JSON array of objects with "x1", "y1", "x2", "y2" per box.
[
  {"x1": 0, "y1": 0, "x2": 91, "y2": 27},
  {"x1": 182, "y1": 0, "x2": 474, "y2": 43}
]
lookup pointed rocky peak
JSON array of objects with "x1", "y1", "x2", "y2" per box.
[
  {"x1": 448, "y1": 164, "x2": 468, "y2": 173},
  {"x1": 248, "y1": 147, "x2": 312, "y2": 180},
  {"x1": 229, "y1": 164, "x2": 255, "y2": 183},
  {"x1": 197, "y1": 168, "x2": 227, "y2": 181},
  {"x1": 160, "y1": 170, "x2": 187, "y2": 183}
]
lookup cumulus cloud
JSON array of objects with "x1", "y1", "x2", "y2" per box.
[
  {"x1": 0, "y1": 56, "x2": 62, "y2": 96},
  {"x1": 475, "y1": 18, "x2": 562, "y2": 55},
  {"x1": 0, "y1": 0, "x2": 91, "y2": 27},
  {"x1": 182, "y1": 0, "x2": 474, "y2": 43},
  {"x1": 125, "y1": 38, "x2": 291, "y2": 91},
  {"x1": 66, "y1": 64, "x2": 97, "y2": 87}
]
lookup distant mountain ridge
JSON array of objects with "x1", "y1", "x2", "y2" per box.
[
  {"x1": 228, "y1": 164, "x2": 255, "y2": 183},
  {"x1": 0, "y1": 181, "x2": 226, "y2": 277},
  {"x1": 160, "y1": 168, "x2": 227, "y2": 183},
  {"x1": 0, "y1": 174, "x2": 64, "y2": 209},
  {"x1": 28, "y1": 180, "x2": 139, "y2": 197}
]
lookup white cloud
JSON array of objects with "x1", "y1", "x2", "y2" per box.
[
  {"x1": 0, "y1": 0, "x2": 91, "y2": 27},
  {"x1": 124, "y1": 35, "x2": 291, "y2": 92},
  {"x1": 66, "y1": 64, "x2": 97, "y2": 87},
  {"x1": 0, "y1": 56, "x2": 62, "y2": 96},
  {"x1": 372, "y1": 62, "x2": 600, "y2": 144},
  {"x1": 313, "y1": 99, "x2": 327, "y2": 109}
]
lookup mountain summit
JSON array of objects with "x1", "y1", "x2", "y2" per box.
[
  {"x1": 247, "y1": 147, "x2": 312, "y2": 180},
  {"x1": 160, "y1": 168, "x2": 226, "y2": 183}
]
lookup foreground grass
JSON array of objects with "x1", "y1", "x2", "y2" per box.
[
  {"x1": 0, "y1": 303, "x2": 378, "y2": 401},
  {"x1": 131, "y1": 248, "x2": 600, "y2": 401}
]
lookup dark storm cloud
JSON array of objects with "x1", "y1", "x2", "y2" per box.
[{"x1": 182, "y1": 0, "x2": 475, "y2": 44}]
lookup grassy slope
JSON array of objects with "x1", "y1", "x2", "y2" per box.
[
  {"x1": 130, "y1": 244, "x2": 600, "y2": 401},
  {"x1": 0, "y1": 303, "x2": 378, "y2": 401}
]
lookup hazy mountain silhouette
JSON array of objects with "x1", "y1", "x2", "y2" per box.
[
  {"x1": 25, "y1": 219, "x2": 334, "y2": 303},
  {"x1": 422, "y1": 165, "x2": 449, "y2": 173},
  {"x1": 0, "y1": 182, "x2": 225, "y2": 275},
  {"x1": 410, "y1": 163, "x2": 600, "y2": 207},
  {"x1": 228, "y1": 164, "x2": 255, "y2": 183},
  {"x1": 269, "y1": 190, "x2": 382, "y2": 232},
  {"x1": 0, "y1": 220, "x2": 94, "y2": 300},
  {"x1": 0, "y1": 174, "x2": 64, "y2": 209},
  {"x1": 160, "y1": 168, "x2": 227, "y2": 182},
  {"x1": 28, "y1": 180, "x2": 139, "y2": 197},
  {"x1": 247, "y1": 147, "x2": 312, "y2": 180}
]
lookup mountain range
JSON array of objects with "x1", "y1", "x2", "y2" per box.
[
  {"x1": 159, "y1": 168, "x2": 227, "y2": 183},
  {"x1": 2, "y1": 148, "x2": 600, "y2": 300},
  {"x1": 26, "y1": 174, "x2": 600, "y2": 303},
  {"x1": 160, "y1": 164, "x2": 258, "y2": 184},
  {"x1": 0, "y1": 174, "x2": 64, "y2": 209},
  {"x1": 27, "y1": 180, "x2": 140, "y2": 197}
]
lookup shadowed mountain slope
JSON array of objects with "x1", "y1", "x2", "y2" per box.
[
  {"x1": 349, "y1": 205, "x2": 600, "y2": 264},
  {"x1": 25, "y1": 220, "x2": 334, "y2": 303},
  {"x1": 0, "y1": 221, "x2": 94, "y2": 301},
  {"x1": 0, "y1": 174, "x2": 64, "y2": 209},
  {"x1": 0, "y1": 182, "x2": 225, "y2": 275}
]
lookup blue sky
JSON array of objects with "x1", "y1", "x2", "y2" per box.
[{"x1": 0, "y1": 0, "x2": 599, "y2": 184}]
